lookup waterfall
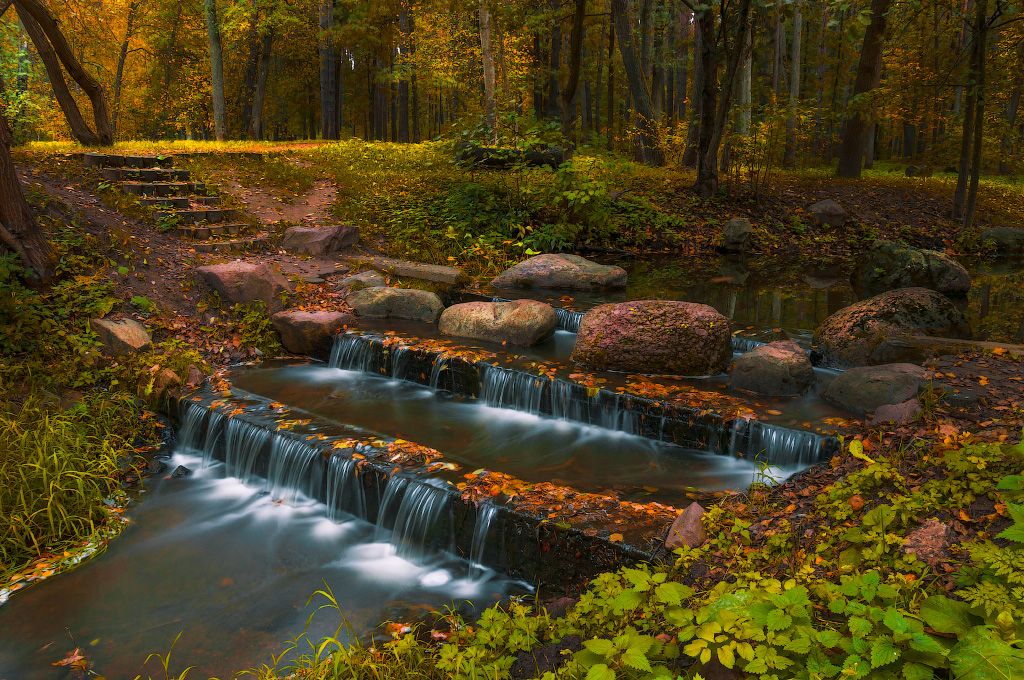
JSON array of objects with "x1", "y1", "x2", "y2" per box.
[
  {"x1": 731, "y1": 337, "x2": 766, "y2": 354},
  {"x1": 376, "y1": 476, "x2": 450, "y2": 557},
  {"x1": 555, "y1": 308, "x2": 583, "y2": 333},
  {"x1": 223, "y1": 418, "x2": 270, "y2": 484},
  {"x1": 329, "y1": 334, "x2": 381, "y2": 371},
  {"x1": 325, "y1": 455, "x2": 365, "y2": 521},
  {"x1": 390, "y1": 346, "x2": 413, "y2": 380},
  {"x1": 266, "y1": 437, "x2": 322, "y2": 502},
  {"x1": 734, "y1": 420, "x2": 828, "y2": 468},
  {"x1": 479, "y1": 365, "x2": 546, "y2": 414},
  {"x1": 469, "y1": 503, "x2": 498, "y2": 577},
  {"x1": 176, "y1": 400, "x2": 207, "y2": 450},
  {"x1": 428, "y1": 356, "x2": 450, "y2": 391}
]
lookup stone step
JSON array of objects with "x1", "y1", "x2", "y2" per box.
[
  {"x1": 176, "y1": 222, "x2": 248, "y2": 240},
  {"x1": 102, "y1": 167, "x2": 190, "y2": 182},
  {"x1": 157, "y1": 208, "x2": 234, "y2": 225},
  {"x1": 120, "y1": 181, "x2": 205, "y2": 197},
  {"x1": 84, "y1": 152, "x2": 174, "y2": 169},
  {"x1": 139, "y1": 195, "x2": 221, "y2": 209},
  {"x1": 192, "y1": 236, "x2": 269, "y2": 254}
]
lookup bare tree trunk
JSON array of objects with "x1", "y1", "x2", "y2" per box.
[
  {"x1": 319, "y1": 0, "x2": 338, "y2": 139},
  {"x1": 999, "y1": 67, "x2": 1022, "y2": 175},
  {"x1": 0, "y1": 78, "x2": 50, "y2": 280},
  {"x1": 836, "y1": 0, "x2": 892, "y2": 178},
  {"x1": 398, "y1": 5, "x2": 412, "y2": 142},
  {"x1": 953, "y1": 0, "x2": 982, "y2": 219},
  {"x1": 203, "y1": 0, "x2": 227, "y2": 140},
  {"x1": 112, "y1": 0, "x2": 141, "y2": 137},
  {"x1": 737, "y1": 26, "x2": 752, "y2": 136},
  {"x1": 546, "y1": 0, "x2": 562, "y2": 119},
  {"x1": 783, "y1": 1, "x2": 803, "y2": 167},
  {"x1": 479, "y1": 0, "x2": 497, "y2": 140},
  {"x1": 559, "y1": 0, "x2": 586, "y2": 138},
  {"x1": 682, "y1": 12, "x2": 703, "y2": 167},
  {"x1": 15, "y1": 0, "x2": 114, "y2": 145},
  {"x1": 611, "y1": 0, "x2": 663, "y2": 165},
  {"x1": 962, "y1": 0, "x2": 988, "y2": 229},
  {"x1": 772, "y1": 2, "x2": 784, "y2": 97},
  {"x1": 606, "y1": 17, "x2": 615, "y2": 151},
  {"x1": 249, "y1": 29, "x2": 273, "y2": 140}
]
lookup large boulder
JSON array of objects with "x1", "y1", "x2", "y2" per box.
[
  {"x1": 852, "y1": 240, "x2": 970, "y2": 297},
  {"x1": 347, "y1": 287, "x2": 444, "y2": 322},
  {"x1": 280, "y1": 225, "x2": 358, "y2": 256},
  {"x1": 808, "y1": 199, "x2": 850, "y2": 227},
  {"x1": 720, "y1": 217, "x2": 753, "y2": 252},
  {"x1": 813, "y1": 288, "x2": 969, "y2": 369},
  {"x1": 730, "y1": 341, "x2": 814, "y2": 396},
  {"x1": 822, "y1": 363, "x2": 927, "y2": 415},
  {"x1": 981, "y1": 227, "x2": 1024, "y2": 254},
  {"x1": 271, "y1": 310, "x2": 354, "y2": 356},
  {"x1": 491, "y1": 254, "x2": 627, "y2": 291},
  {"x1": 196, "y1": 260, "x2": 292, "y2": 311},
  {"x1": 571, "y1": 300, "x2": 732, "y2": 376},
  {"x1": 439, "y1": 300, "x2": 557, "y2": 347},
  {"x1": 90, "y1": 317, "x2": 151, "y2": 355}
]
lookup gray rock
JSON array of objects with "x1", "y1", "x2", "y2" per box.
[
  {"x1": 280, "y1": 225, "x2": 359, "y2": 256},
  {"x1": 342, "y1": 255, "x2": 467, "y2": 286},
  {"x1": 852, "y1": 240, "x2": 970, "y2": 297},
  {"x1": 196, "y1": 260, "x2": 292, "y2": 311},
  {"x1": 731, "y1": 341, "x2": 814, "y2": 396},
  {"x1": 492, "y1": 254, "x2": 627, "y2": 291},
  {"x1": 171, "y1": 465, "x2": 192, "y2": 478},
  {"x1": 823, "y1": 363, "x2": 927, "y2": 415},
  {"x1": 347, "y1": 286, "x2": 444, "y2": 323},
  {"x1": 813, "y1": 288, "x2": 969, "y2": 369},
  {"x1": 572, "y1": 300, "x2": 732, "y2": 376},
  {"x1": 666, "y1": 502, "x2": 707, "y2": 550},
  {"x1": 870, "y1": 398, "x2": 922, "y2": 426},
  {"x1": 271, "y1": 310, "x2": 354, "y2": 356},
  {"x1": 808, "y1": 199, "x2": 849, "y2": 227},
  {"x1": 439, "y1": 300, "x2": 557, "y2": 347},
  {"x1": 338, "y1": 270, "x2": 387, "y2": 291},
  {"x1": 721, "y1": 217, "x2": 753, "y2": 252},
  {"x1": 981, "y1": 227, "x2": 1024, "y2": 254},
  {"x1": 90, "y1": 318, "x2": 151, "y2": 355}
]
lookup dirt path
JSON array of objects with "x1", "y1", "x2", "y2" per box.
[{"x1": 220, "y1": 177, "x2": 338, "y2": 226}]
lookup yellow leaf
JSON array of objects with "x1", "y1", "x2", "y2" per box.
[{"x1": 609, "y1": 533, "x2": 623, "y2": 542}]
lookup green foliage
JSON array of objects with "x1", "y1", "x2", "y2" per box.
[{"x1": 230, "y1": 301, "x2": 283, "y2": 357}]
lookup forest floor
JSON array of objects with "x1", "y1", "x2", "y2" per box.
[{"x1": 5, "y1": 141, "x2": 1024, "y2": 677}]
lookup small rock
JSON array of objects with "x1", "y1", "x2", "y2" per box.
[
  {"x1": 720, "y1": 217, "x2": 753, "y2": 252},
  {"x1": 90, "y1": 317, "x2": 151, "y2": 355},
  {"x1": 730, "y1": 341, "x2": 814, "y2": 396},
  {"x1": 903, "y1": 519, "x2": 951, "y2": 568},
  {"x1": 343, "y1": 255, "x2": 467, "y2": 287},
  {"x1": 870, "y1": 398, "x2": 922, "y2": 425},
  {"x1": 808, "y1": 199, "x2": 849, "y2": 227},
  {"x1": 338, "y1": 270, "x2": 387, "y2": 292},
  {"x1": 666, "y1": 502, "x2": 707, "y2": 550},
  {"x1": 280, "y1": 224, "x2": 359, "y2": 256},
  {"x1": 147, "y1": 459, "x2": 168, "y2": 476},
  {"x1": 141, "y1": 368, "x2": 182, "y2": 407},
  {"x1": 195, "y1": 260, "x2": 293, "y2": 311},
  {"x1": 822, "y1": 364, "x2": 926, "y2": 415},
  {"x1": 347, "y1": 286, "x2": 444, "y2": 323},
  {"x1": 492, "y1": 253, "x2": 627, "y2": 291},
  {"x1": 171, "y1": 465, "x2": 192, "y2": 478},
  {"x1": 439, "y1": 300, "x2": 557, "y2": 347},
  {"x1": 186, "y1": 364, "x2": 205, "y2": 388},
  {"x1": 271, "y1": 310, "x2": 354, "y2": 356}
]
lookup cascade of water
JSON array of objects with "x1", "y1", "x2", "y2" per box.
[
  {"x1": 737, "y1": 420, "x2": 826, "y2": 468},
  {"x1": 266, "y1": 437, "x2": 322, "y2": 502},
  {"x1": 329, "y1": 334, "x2": 379, "y2": 371},
  {"x1": 428, "y1": 356, "x2": 450, "y2": 391},
  {"x1": 555, "y1": 308, "x2": 584, "y2": 333},
  {"x1": 390, "y1": 346, "x2": 413, "y2": 380},
  {"x1": 469, "y1": 503, "x2": 498, "y2": 577},
  {"x1": 200, "y1": 410, "x2": 227, "y2": 468},
  {"x1": 731, "y1": 337, "x2": 767, "y2": 354},
  {"x1": 325, "y1": 455, "x2": 366, "y2": 521},
  {"x1": 375, "y1": 476, "x2": 450, "y2": 557},
  {"x1": 176, "y1": 401, "x2": 207, "y2": 450},
  {"x1": 223, "y1": 418, "x2": 271, "y2": 484},
  {"x1": 599, "y1": 392, "x2": 640, "y2": 435},
  {"x1": 479, "y1": 365, "x2": 546, "y2": 414}
]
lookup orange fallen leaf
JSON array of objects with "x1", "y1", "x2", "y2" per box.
[{"x1": 609, "y1": 533, "x2": 623, "y2": 542}]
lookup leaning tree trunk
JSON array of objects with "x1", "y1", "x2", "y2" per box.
[
  {"x1": 479, "y1": 0, "x2": 497, "y2": 140},
  {"x1": 15, "y1": 0, "x2": 113, "y2": 145},
  {"x1": 203, "y1": 0, "x2": 227, "y2": 140},
  {"x1": 611, "y1": 0, "x2": 664, "y2": 165},
  {"x1": 0, "y1": 82, "x2": 51, "y2": 280},
  {"x1": 836, "y1": 0, "x2": 892, "y2": 178},
  {"x1": 559, "y1": 0, "x2": 586, "y2": 138}
]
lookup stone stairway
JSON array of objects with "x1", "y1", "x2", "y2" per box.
[{"x1": 83, "y1": 152, "x2": 267, "y2": 253}]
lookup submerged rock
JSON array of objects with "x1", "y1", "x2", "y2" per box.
[
  {"x1": 572, "y1": 300, "x2": 732, "y2": 376},
  {"x1": 491, "y1": 253, "x2": 627, "y2": 291},
  {"x1": 280, "y1": 224, "x2": 359, "y2": 256},
  {"x1": 271, "y1": 310, "x2": 354, "y2": 356},
  {"x1": 90, "y1": 317, "x2": 151, "y2": 355},
  {"x1": 813, "y1": 287, "x2": 969, "y2": 368},
  {"x1": 808, "y1": 199, "x2": 850, "y2": 227},
  {"x1": 666, "y1": 502, "x2": 707, "y2": 550},
  {"x1": 730, "y1": 341, "x2": 814, "y2": 396},
  {"x1": 822, "y1": 363, "x2": 926, "y2": 415},
  {"x1": 439, "y1": 300, "x2": 557, "y2": 346},
  {"x1": 347, "y1": 286, "x2": 444, "y2": 323},
  {"x1": 852, "y1": 240, "x2": 970, "y2": 297},
  {"x1": 195, "y1": 260, "x2": 292, "y2": 311}
]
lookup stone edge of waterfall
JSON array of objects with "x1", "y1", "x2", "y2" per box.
[
  {"x1": 169, "y1": 394, "x2": 660, "y2": 587},
  {"x1": 325, "y1": 331, "x2": 841, "y2": 468}
]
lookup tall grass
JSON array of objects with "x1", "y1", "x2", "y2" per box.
[{"x1": 0, "y1": 393, "x2": 149, "y2": 578}]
